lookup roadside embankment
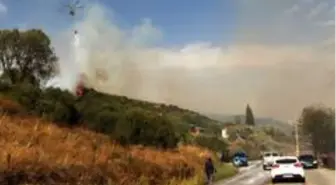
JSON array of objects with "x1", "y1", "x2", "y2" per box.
[{"x1": 0, "y1": 114, "x2": 237, "y2": 185}]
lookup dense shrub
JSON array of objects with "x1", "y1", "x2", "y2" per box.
[
  {"x1": 194, "y1": 136, "x2": 228, "y2": 152},
  {"x1": 8, "y1": 83, "x2": 41, "y2": 113},
  {"x1": 112, "y1": 109, "x2": 179, "y2": 148},
  {"x1": 262, "y1": 126, "x2": 293, "y2": 143},
  {"x1": 0, "y1": 84, "x2": 216, "y2": 149}
]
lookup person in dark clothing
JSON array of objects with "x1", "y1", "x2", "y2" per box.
[
  {"x1": 220, "y1": 151, "x2": 226, "y2": 163},
  {"x1": 204, "y1": 157, "x2": 216, "y2": 185}
]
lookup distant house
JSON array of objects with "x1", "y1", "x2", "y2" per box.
[
  {"x1": 221, "y1": 128, "x2": 229, "y2": 139},
  {"x1": 189, "y1": 126, "x2": 205, "y2": 136}
]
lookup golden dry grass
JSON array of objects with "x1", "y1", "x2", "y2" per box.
[
  {"x1": 0, "y1": 97, "x2": 23, "y2": 114},
  {"x1": 0, "y1": 112, "x2": 213, "y2": 185}
]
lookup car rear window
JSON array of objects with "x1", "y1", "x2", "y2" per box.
[
  {"x1": 272, "y1": 153, "x2": 279, "y2": 156},
  {"x1": 276, "y1": 159, "x2": 297, "y2": 164},
  {"x1": 299, "y1": 155, "x2": 314, "y2": 160}
]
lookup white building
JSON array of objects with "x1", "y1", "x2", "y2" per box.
[{"x1": 221, "y1": 128, "x2": 229, "y2": 139}]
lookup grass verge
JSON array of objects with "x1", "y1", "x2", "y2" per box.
[
  {"x1": 175, "y1": 163, "x2": 238, "y2": 185},
  {"x1": 214, "y1": 163, "x2": 238, "y2": 181}
]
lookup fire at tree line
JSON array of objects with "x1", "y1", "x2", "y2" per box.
[{"x1": 0, "y1": 28, "x2": 334, "y2": 159}]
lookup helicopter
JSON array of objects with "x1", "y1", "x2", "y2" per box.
[
  {"x1": 60, "y1": 0, "x2": 84, "y2": 34},
  {"x1": 62, "y1": 0, "x2": 84, "y2": 17}
]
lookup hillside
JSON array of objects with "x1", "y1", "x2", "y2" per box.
[
  {"x1": 0, "y1": 85, "x2": 296, "y2": 184},
  {"x1": 0, "y1": 26, "x2": 329, "y2": 184},
  {"x1": 1, "y1": 83, "x2": 221, "y2": 133},
  {"x1": 0, "y1": 82, "x2": 241, "y2": 185},
  {"x1": 0, "y1": 113, "x2": 215, "y2": 185},
  {"x1": 207, "y1": 114, "x2": 293, "y2": 134},
  {"x1": 224, "y1": 124, "x2": 295, "y2": 158},
  {"x1": 0, "y1": 83, "x2": 226, "y2": 148},
  {"x1": 79, "y1": 89, "x2": 223, "y2": 135}
]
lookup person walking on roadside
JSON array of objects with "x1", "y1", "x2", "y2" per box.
[{"x1": 204, "y1": 157, "x2": 216, "y2": 185}]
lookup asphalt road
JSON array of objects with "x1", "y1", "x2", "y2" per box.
[
  {"x1": 215, "y1": 161, "x2": 269, "y2": 185},
  {"x1": 215, "y1": 162, "x2": 335, "y2": 185}
]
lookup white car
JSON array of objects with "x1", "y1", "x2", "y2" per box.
[
  {"x1": 271, "y1": 156, "x2": 305, "y2": 184},
  {"x1": 262, "y1": 152, "x2": 280, "y2": 170}
]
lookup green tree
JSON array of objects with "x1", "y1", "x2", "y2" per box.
[
  {"x1": 299, "y1": 105, "x2": 335, "y2": 155},
  {"x1": 0, "y1": 29, "x2": 58, "y2": 86},
  {"x1": 194, "y1": 136, "x2": 228, "y2": 152},
  {"x1": 113, "y1": 108, "x2": 179, "y2": 148},
  {"x1": 245, "y1": 104, "x2": 255, "y2": 126}
]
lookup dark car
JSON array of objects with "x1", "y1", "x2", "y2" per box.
[
  {"x1": 298, "y1": 154, "x2": 318, "y2": 169},
  {"x1": 232, "y1": 152, "x2": 249, "y2": 167}
]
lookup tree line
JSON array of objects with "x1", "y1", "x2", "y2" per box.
[
  {"x1": 299, "y1": 105, "x2": 335, "y2": 155},
  {"x1": 0, "y1": 28, "x2": 228, "y2": 152}
]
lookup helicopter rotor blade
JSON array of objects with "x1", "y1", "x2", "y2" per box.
[{"x1": 73, "y1": 0, "x2": 81, "y2": 6}]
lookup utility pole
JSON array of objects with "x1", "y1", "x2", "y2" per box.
[
  {"x1": 294, "y1": 121, "x2": 300, "y2": 156},
  {"x1": 289, "y1": 120, "x2": 300, "y2": 156}
]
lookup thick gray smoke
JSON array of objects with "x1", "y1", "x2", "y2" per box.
[
  {"x1": 53, "y1": 0, "x2": 334, "y2": 120},
  {"x1": 235, "y1": 0, "x2": 334, "y2": 119}
]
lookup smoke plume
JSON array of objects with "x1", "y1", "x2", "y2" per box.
[{"x1": 52, "y1": 0, "x2": 334, "y2": 120}]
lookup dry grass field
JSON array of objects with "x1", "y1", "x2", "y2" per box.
[
  {"x1": 0, "y1": 96, "x2": 241, "y2": 185},
  {"x1": 0, "y1": 110, "x2": 214, "y2": 185}
]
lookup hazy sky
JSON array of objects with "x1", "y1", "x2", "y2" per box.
[{"x1": 0, "y1": 0, "x2": 334, "y2": 120}]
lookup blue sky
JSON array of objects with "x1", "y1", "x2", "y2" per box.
[{"x1": 0, "y1": 0, "x2": 236, "y2": 46}]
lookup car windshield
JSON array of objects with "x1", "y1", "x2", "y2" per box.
[
  {"x1": 235, "y1": 152, "x2": 246, "y2": 157},
  {"x1": 299, "y1": 155, "x2": 314, "y2": 161},
  {"x1": 276, "y1": 158, "x2": 297, "y2": 164},
  {"x1": 264, "y1": 153, "x2": 271, "y2": 157}
]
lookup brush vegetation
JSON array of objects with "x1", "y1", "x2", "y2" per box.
[
  {"x1": 0, "y1": 82, "x2": 226, "y2": 151},
  {"x1": 0, "y1": 112, "x2": 222, "y2": 185}
]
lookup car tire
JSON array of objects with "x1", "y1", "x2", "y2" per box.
[
  {"x1": 263, "y1": 165, "x2": 267, "y2": 170},
  {"x1": 301, "y1": 177, "x2": 306, "y2": 183}
]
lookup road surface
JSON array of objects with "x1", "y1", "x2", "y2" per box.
[
  {"x1": 215, "y1": 162, "x2": 335, "y2": 185},
  {"x1": 215, "y1": 161, "x2": 269, "y2": 185}
]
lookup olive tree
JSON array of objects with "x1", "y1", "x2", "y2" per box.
[{"x1": 0, "y1": 29, "x2": 58, "y2": 86}]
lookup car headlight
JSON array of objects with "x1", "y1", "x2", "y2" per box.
[{"x1": 313, "y1": 161, "x2": 317, "y2": 164}]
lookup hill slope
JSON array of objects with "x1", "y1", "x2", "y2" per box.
[
  {"x1": 0, "y1": 84, "x2": 238, "y2": 185},
  {"x1": 0, "y1": 83, "x2": 229, "y2": 152},
  {"x1": 207, "y1": 114, "x2": 293, "y2": 134},
  {"x1": 0, "y1": 113, "x2": 213, "y2": 185},
  {"x1": 0, "y1": 85, "x2": 295, "y2": 184},
  {"x1": 0, "y1": 84, "x2": 222, "y2": 137}
]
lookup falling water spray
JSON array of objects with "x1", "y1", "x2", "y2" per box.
[
  {"x1": 65, "y1": 0, "x2": 88, "y2": 96},
  {"x1": 73, "y1": 30, "x2": 85, "y2": 96}
]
